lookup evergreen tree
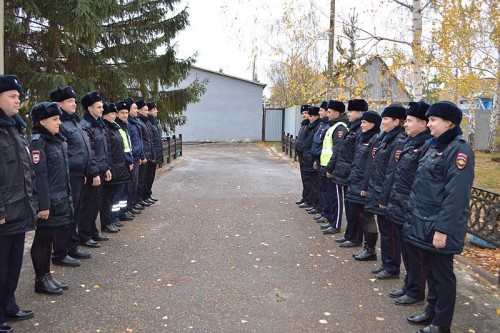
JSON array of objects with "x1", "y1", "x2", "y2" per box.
[{"x1": 4, "y1": 0, "x2": 206, "y2": 131}]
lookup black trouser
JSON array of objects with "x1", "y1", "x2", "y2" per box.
[
  {"x1": 344, "y1": 201, "x2": 363, "y2": 243},
  {"x1": 400, "y1": 239, "x2": 426, "y2": 299},
  {"x1": 136, "y1": 163, "x2": 148, "y2": 204},
  {"x1": 298, "y1": 158, "x2": 311, "y2": 204},
  {"x1": 53, "y1": 174, "x2": 85, "y2": 259},
  {"x1": 424, "y1": 251, "x2": 456, "y2": 327},
  {"x1": 325, "y1": 181, "x2": 343, "y2": 229},
  {"x1": 302, "y1": 170, "x2": 320, "y2": 209},
  {"x1": 31, "y1": 226, "x2": 68, "y2": 277},
  {"x1": 100, "y1": 183, "x2": 116, "y2": 227},
  {"x1": 127, "y1": 160, "x2": 140, "y2": 210},
  {"x1": 78, "y1": 176, "x2": 103, "y2": 241},
  {"x1": 0, "y1": 233, "x2": 25, "y2": 322},
  {"x1": 143, "y1": 161, "x2": 157, "y2": 201},
  {"x1": 377, "y1": 214, "x2": 401, "y2": 275}
]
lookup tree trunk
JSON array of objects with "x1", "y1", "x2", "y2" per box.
[
  {"x1": 327, "y1": 0, "x2": 336, "y2": 73},
  {"x1": 487, "y1": 47, "x2": 500, "y2": 152},
  {"x1": 412, "y1": 0, "x2": 424, "y2": 100},
  {"x1": 468, "y1": 97, "x2": 476, "y2": 151}
]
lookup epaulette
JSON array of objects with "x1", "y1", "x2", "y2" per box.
[{"x1": 80, "y1": 119, "x2": 91, "y2": 130}]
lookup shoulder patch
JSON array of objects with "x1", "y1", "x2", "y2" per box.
[
  {"x1": 394, "y1": 149, "x2": 402, "y2": 162},
  {"x1": 31, "y1": 133, "x2": 41, "y2": 141},
  {"x1": 371, "y1": 147, "x2": 378, "y2": 157},
  {"x1": 456, "y1": 152, "x2": 468, "y2": 170},
  {"x1": 31, "y1": 150, "x2": 41, "y2": 164}
]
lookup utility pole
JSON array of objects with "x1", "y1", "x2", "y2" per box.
[
  {"x1": 0, "y1": 0, "x2": 4, "y2": 74},
  {"x1": 327, "y1": 0, "x2": 336, "y2": 73}
]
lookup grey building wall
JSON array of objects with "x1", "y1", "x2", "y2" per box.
[
  {"x1": 461, "y1": 109, "x2": 492, "y2": 150},
  {"x1": 174, "y1": 67, "x2": 265, "y2": 142}
]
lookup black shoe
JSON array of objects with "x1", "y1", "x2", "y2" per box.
[
  {"x1": 34, "y1": 275, "x2": 63, "y2": 295},
  {"x1": 149, "y1": 196, "x2": 159, "y2": 202},
  {"x1": 5, "y1": 309, "x2": 34, "y2": 321},
  {"x1": 339, "y1": 240, "x2": 362, "y2": 248},
  {"x1": 129, "y1": 207, "x2": 142, "y2": 214},
  {"x1": 81, "y1": 239, "x2": 100, "y2": 248},
  {"x1": 133, "y1": 204, "x2": 145, "y2": 210},
  {"x1": 388, "y1": 288, "x2": 405, "y2": 298},
  {"x1": 298, "y1": 202, "x2": 310, "y2": 208},
  {"x1": 0, "y1": 323, "x2": 13, "y2": 333},
  {"x1": 313, "y1": 214, "x2": 323, "y2": 220},
  {"x1": 119, "y1": 214, "x2": 134, "y2": 222},
  {"x1": 316, "y1": 216, "x2": 327, "y2": 223},
  {"x1": 139, "y1": 200, "x2": 151, "y2": 207},
  {"x1": 320, "y1": 225, "x2": 331, "y2": 230},
  {"x1": 92, "y1": 234, "x2": 109, "y2": 242},
  {"x1": 114, "y1": 220, "x2": 123, "y2": 228},
  {"x1": 354, "y1": 248, "x2": 377, "y2": 261},
  {"x1": 296, "y1": 199, "x2": 304, "y2": 204},
  {"x1": 144, "y1": 198, "x2": 155, "y2": 204},
  {"x1": 371, "y1": 266, "x2": 384, "y2": 274},
  {"x1": 417, "y1": 324, "x2": 450, "y2": 333},
  {"x1": 322, "y1": 227, "x2": 341, "y2": 235},
  {"x1": 352, "y1": 248, "x2": 365, "y2": 257},
  {"x1": 305, "y1": 207, "x2": 315, "y2": 212},
  {"x1": 52, "y1": 255, "x2": 80, "y2": 267},
  {"x1": 308, "y1": 209, "x2": 320, "y2": 214},
  {"x1": 376, "y1": 270, "x2": 399, "y2": 280},
  {"x1": 69, "y1": 249, "x2": 91, "y2": 259},
  {"x1": 334, "y1": 237, "x2": 347, "y2": 243},
  {"x1": 102, "y1": 224, "x2": 119, "y2": 233},
  {"x1": 394, "y1": 294, "x2": 423, "y2": 306},
  {"x1": 46, "y1": 273, "x2": 68, "y2": 290},
  {"x1": 407, "y1": 312, "x2": 434, "y2": 326}
]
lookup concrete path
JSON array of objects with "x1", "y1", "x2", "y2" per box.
[{"x1": 12, "y1": 143, "x2": 499, "y2": 332}]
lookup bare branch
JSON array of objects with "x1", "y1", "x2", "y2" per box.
[
  {"x1": 392, "y1": 0, "x2": 413, "y2": 10},
  {"x1": 422, "y1": 0, "x2": 434, "y2": 11}
]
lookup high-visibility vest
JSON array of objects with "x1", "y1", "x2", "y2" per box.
[
  {"x1": 320, "y1": 122, "x2": 347, "y2": 166},
  {"x1": 118, "y1": 127, "x2": 132, "y2": 153}
]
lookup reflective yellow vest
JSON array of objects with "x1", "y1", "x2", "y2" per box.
[
  {"x1": 118, "y1": 127, "x2": 132, "y2": 153},
  {"x1": 320, "y1": 122, "x2": 347, "y2": 166}
]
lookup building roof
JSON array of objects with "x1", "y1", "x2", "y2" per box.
[{"x1": 192, "y1": 66, "x2": 267, "y2": 88}]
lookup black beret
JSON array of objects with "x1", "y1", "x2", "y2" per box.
[
  {"x1": 300, "y1": 104, "x2": 310, "y2": 112},
  {"x1": 347, "y1": 99, "x2": 368, "y2": 112},
  {"x1": 360, "y1": 110, "x2": 382, "y2": 127},
  {"x1": 115, "y1": 101, "x2": 130, "y2": 111},
  {"x1": 0, "y1": 75, "x2": 22, "y2": 93},
  {"x1": 381, "y1": 104, "x2": 406, "y2": 120},
  {"x1": 308, "y1": 106, "x2": 320, "y2": 116},
  {"x1": 406, "y1": 101, "x2": 430, "y2": 121},
  {"x1": 147, "y1": 102, "x2": 157, "y2": 110},
  {"x1": 50, "y1": 86, "x2": 77, "y2": 102},
  {"x1": 81, "y1": 91, "x2": 102, "y2": 111},
  {"x1": 30, "y1": 102, "x2": 62, "y2": 124},
  {"x1": 125, "y1": 97, "x2": 136, "y2": 105},
  {"x1": 320, "y1": 101, "x2": 328, "y2": 110},
  {"x1": 103, "y1": 102, "x2": 118, "y2": 115},
  {"x1": 327, "y1": 100, "x2": 346, "y2": 113},
  {"x1": 136, "y1": 99, "x2": 147, "y2": 109},
  {"x1": 426, "y1": 101, "x2": 462, "y2": 125}
]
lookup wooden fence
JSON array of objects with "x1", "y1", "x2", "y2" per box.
[{"x1": 162, "y1": 134, "x2": 183, "y2": 164}]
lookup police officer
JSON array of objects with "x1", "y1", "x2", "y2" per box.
[
  {"x1": 405, "y1": 102, "x2": 474, "y2": 333},
  {"x1": 0, "y1": 75, "x2": 37, "y2": 331},
  {"x1": 50, "y1": 86, "x2": 93, "y2": 266},
  {"x1": 79, "y1": 92, "x2": 112, "y2": 247},
  {"x1": 29, "y1": 102, "x2": 72, "y2": 295},
  {"x1": 326, "y1": 99, "x2": 367, "y2": 241},
  {"x1": 295, "y1": 104, "x2": 310, "y2": 207},
  {"x1": 362, "y1": 104, "x2": 407, "y2": 278},
  {"x1": 320, "y1": 100, "x2": 348, "y2": 234},
  {"x1": 135, "y1": 99, "x2": 155, "y2": 208},
  {"x1": 386, "y1": 101, "x2": 432, "y2": 305},
  {"x1": 345, "y1": 111, "x2": 381, "y2": 259},
  {"x1": 144, "y1": 102, "x2": 164, "y2": 203}
]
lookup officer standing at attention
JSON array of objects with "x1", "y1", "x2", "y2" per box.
[
  {"x1": 326, "y1": 99, "x2": 367, "y2": 241},
  {"x1": 320, "y1": 100, "x2": 348, "y2": 235},
  {"x1": 295, "y1": 104, "x2": 311, "y2": 207},
  {"x1": 50, "y1": 86, "x2": 93, "y2": 267},
  {"x1": 405, "y1": 102, "x2": 474, "y2": 333},
  {"x1": 386, "y1": 101, "x2": 432, "y2": 305},
  {"x1": 79, "y1": 92, "x2": 112, "y2": 248},
  {"x1": 0, "y1": 75, "x2": 37, "y2": 332},
  {"x1": 144, "y1": 102, "x2": 164, "y2": 203},
  {"x1": 135, "y1": 99, "x2": 155, "y2": 209},
  {"x1": 29, "y1": 102, "x2": 72, "y2": 295}
]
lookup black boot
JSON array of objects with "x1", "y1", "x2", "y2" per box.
[
  {"x1": 46, "y1": 273, "x2": 68, "y2": 290},
  {"x1": 35, "y1": 275, "x2": 63, "y2": 295},
  {"x1": 354, "y1": 232, "x2": 378, "y2": 261}
]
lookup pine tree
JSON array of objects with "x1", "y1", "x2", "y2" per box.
[{"x1": 4, "y1": 0, "x2": 206, "y2": 131}]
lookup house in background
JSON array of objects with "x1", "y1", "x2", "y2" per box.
[{"x1": 174, "y1": 67, "x2": 266, "y2": 142}]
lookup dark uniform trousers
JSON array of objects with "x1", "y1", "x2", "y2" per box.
[
  {"x1": 376, "y1": 214, "x2": 401, "y2": 275},
  {"x1": 32, "y1": 226, "x2": 68, "y2": 277},
  {"x1": 0, "y1": 233, "x2": 25, "y2": 321},
  {"x1": 127, "y1": 160, "x2": 140, "y2": 210},
  {"x1": 143, "y1": 161, "x2": 156, "y2": 201},
  {"x1": 299, "y1": 165, "x2": 311, "y2": 204},
  {"x1": 136, "y1": 163, "x2": 148, "y2": 204},
  {"x1": 423, "y1": 252, "x2": 456, "y2": 327},
  {"x1": 78, "y1": 176, "x2": 103, "y2": 241},
  {"x1": 100, "y1": 183, "x2": 117, "y2": 227},
  {"x1": 303, "y1": 170, "x2": 320, "y2": 209},
  {"x1": 53, "y1": 174, "x2": 85, "y2": 259},
  {"x1": 325, "y1": 180, "x2": 343, "y2": 229},
  {"x1": 399, "y1": 237, "x2": 426, "y2": 300},
  {"x1": 344, "y1": 201, "x2": 363, "y2": 243}
]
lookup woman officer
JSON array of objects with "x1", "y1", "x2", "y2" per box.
[
  {"x1": 404, "y1": 101, "x2": 474, "y2": 333},
  {"x1": 29, "y1": 102, "x2": 72, "y2": 295}
]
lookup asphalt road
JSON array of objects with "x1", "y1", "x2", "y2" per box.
[{"x1": 12, "y1": 143, "x2": 499, "y2": 333}]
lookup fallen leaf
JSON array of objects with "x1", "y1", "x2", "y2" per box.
[
  {"x1": 93, "y1": 284, "x2": 100, "y2": 289},
  {"x1": 376, "y1": 317, "x2": 385, "y2": 321},
  {"x1": 324, "y1": 312, "x2": 331, "y2": 316},
  {"x1": 162, "y1": 316, "x2": 168, "y2": 320},
  {"x1": 319, "y1": 319, "x2": 328, "y2": 324},
  {"x1": 231, "y1": 266, "x2": 236, "y2": 270},
  {"x1": 241, "y1": 320, "x2": 248, "y2": 323}
]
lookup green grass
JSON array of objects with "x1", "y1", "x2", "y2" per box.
[{"x1": 474, "y1": 151, "x2": 500, "y2": 193}]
